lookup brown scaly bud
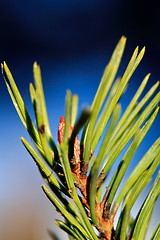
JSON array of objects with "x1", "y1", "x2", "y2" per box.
[
  {"x1": 58, "y1": 116, "x2": 65, "y2": 143},
  {"x1": 58, "y1": 116, "x2": 80, "y2": 180},
  {"x1": 58, "y1": 116, "x2": 80, "y2": 155}
]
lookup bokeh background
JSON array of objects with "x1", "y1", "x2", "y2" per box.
[{"x1": 0, "y1": 1, "x2": 160, "y2": 240}]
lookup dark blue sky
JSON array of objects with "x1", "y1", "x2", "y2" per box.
[
  {"x1": 0, "y1": 0, "x2": 160, "y2": 69},
  {"x1": 0, "y1": 1, "x2": 160, "y2": 240}
]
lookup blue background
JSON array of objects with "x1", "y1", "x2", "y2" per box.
[{"x1": 0, "y1": 1, "x2": 160, "y2": 239}]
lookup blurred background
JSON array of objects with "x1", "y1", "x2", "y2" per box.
[{"x1": 0, "y1": 0, "x2": 160, "y2": 239}]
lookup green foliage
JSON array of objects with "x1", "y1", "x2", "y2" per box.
[{"x1": 2, "y1": 36, "x2": 160, "y2": 240}]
